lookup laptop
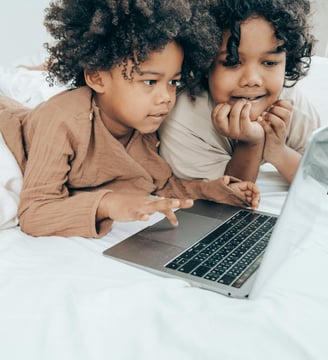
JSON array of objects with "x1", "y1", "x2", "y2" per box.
[{"x1": 103, "y1": 125, "x2": 328, "y2": 298}]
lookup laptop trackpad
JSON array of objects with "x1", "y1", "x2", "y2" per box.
[{"x1": 141, "y1": 211, "x2": 220, "y2": 248}]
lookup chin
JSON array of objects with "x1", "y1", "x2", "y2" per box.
[
  {"x1": 250, "y1": 107, "x2": 266, "y2": 121},
  {"x1": 250, "y1": 113, "x2": 261, "y2": 121},
  {"x1": 140, "y1": 127, "x2": 159, "y2": 134}
]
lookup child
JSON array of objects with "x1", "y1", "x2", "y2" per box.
[
  {"x1": 160, "y1": 0, "x2": 321, "y2": 184},
  {"x1": 0, "y1": 0, "x2": 259, "y2": 238}
]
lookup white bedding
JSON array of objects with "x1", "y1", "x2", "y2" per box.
[{"x1": 0, "y1": 56, "x2": 328, "y2": 360}]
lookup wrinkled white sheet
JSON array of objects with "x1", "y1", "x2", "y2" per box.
[
  {"x1": 0, "y1": 209, "x2": 328, "y2": 360},
  {"x1": 0, "y1": 54, "x2": 65, "y2": 108},
  {"x1": 0, "y1": 133, "x2": 22, "y2": 229},
  {"x1": 0, "y1": 56, "x2": 328, "y2": 360}
]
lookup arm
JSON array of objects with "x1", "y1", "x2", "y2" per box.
[
  {"x1": 224, "y1": 140, "x2": 264, "y2": 182},
  {"x1": 17, "y1": 105, "x2": 116, "y2": 238},
  {"x1": 154, "y1": 172, "x2": 260, "y2": 210},
  {"x1": 18, "y1": 103, "x2": 197, "y2": 236},
  {"x1": 18, "y1": 123, "x2": 110, "y2": 237}
]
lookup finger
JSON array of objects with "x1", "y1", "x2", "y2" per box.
[
  {"x1": 212, "y1": 102, "x2": 230, "y2": 119},
  {"x1": 262, "y1": 112, "x2": 286, "y2": 137},
  {"x1": 235, "y1": 182, "x2": 260, "y2": 209},
  {"x1": 228, "y1": 99, "x2": 248, "y2": 135},
  {"x1": 267, "y1": 105, "x2": 291, "y2": 125},
  {"x1": 258, "y1": 115, "x2": 273, "y2": 133},
  {"x1": 136, "y1": 212, "x2": 150, "y2": 221},
  {"x1": 248, "y1": 195, "x2": 260, "y2": 210},
  {"x1": 152, "y1": 198, "x2": 192, "y2": 213},
  {"x1": 212, "y1": 103, "x2": 231, "y2": 134},
  {"x1": 239, "y1": 101, "x2": 252, "y2": 130},
  {"x1": 271, "y1": 99, "x2": 293, "y2": 111},
  {"x1": 222, "y1": 175, "x2": 232, "y2": 185},
  {"x1": 176, "y1": 198, "x2": 194, "y2": 209},
  {"x1": 162, "y1": 209, "x2": 179, "y2": 227},
  {"x1": 248, "y1": 184, "x2": 260, "y2": 209},
  {"x1": 155, "y1": 198, "x2": 193, "y2": 226},
  {"x1": 135, "y1": 198, "x2": 180, "y2": 223}
]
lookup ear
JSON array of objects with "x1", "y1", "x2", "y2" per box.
[{"x1": 84, "y1": 70, "x2": 106, "y2": 93}]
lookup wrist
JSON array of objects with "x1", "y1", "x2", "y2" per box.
[
  {"x1": 265, "y1": 145, "x2": 288, "y2": 168},
  {"x1": 96, "y1": 191, "x2": 114, "y2": 221},
  {"x1": 236, "y1": 136, "x2": 265, "y2": 147}
]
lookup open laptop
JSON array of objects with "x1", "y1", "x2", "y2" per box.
[{"x1": 103, "y1": 125, "x2": 328, "y2": 298}]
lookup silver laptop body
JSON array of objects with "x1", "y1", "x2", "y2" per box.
[{"x1": 103, "y1": 125, "x2": 328, "y2": 298}]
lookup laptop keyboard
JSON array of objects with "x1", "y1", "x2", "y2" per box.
[{"x1": 165, "y1": 210, "x2": 277, "y2": 288}]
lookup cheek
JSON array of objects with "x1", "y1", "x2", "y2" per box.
[
  {"x1": 208, "y1": 70, "x2": 230, "y2": 102},
  {"x1": 268, "y1": 74, "x2": 285, "y2": 96}
]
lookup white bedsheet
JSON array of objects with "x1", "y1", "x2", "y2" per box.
[
  {"x1": 0, "y1": 133, "x2": 22, "y2": 229},
  {"x1": 0, "y1": 56, "x2": 328, "y2": 360},
  {"x1": 1, "y1": 210, "x2": 328, "y2": 360}
]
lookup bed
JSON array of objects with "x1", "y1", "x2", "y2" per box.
[{"x1": 0, "y1": 55, "x2": 328, "y2": 360}]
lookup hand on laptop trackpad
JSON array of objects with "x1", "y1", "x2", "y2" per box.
[{"x1": 141, "y1": 210, "x2": 220, "y2": 248}]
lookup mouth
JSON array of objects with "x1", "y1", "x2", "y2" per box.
[
  {"x1": 148, "y1": 112, "x2": 168, "y2": 119},
  {"x1": 230, "y1": 94, "x2": 267, "y2": 102}
]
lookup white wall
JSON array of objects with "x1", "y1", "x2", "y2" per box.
[
  {"x1": 311, "y1": 0, "x2": 328, "y2": 57},
  {"x1": 0, "y1": 0, "x2": 327, "y2": 68},
  {"x1": 0, "y1": 0, "x2": 50, "y2": 67}
]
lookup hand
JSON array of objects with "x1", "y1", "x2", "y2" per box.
[
  {"x1": 97, "y1": 192, "x2": 194, "y2": 227},
  {"x1": 258, "y1": 99, "x2": 292, "y2": 165},
  {"x1": 226, "y1": 177, "x2": 260, "y2": 210},
  {"x1": 212, "y1": 99, "x2": 264, "y2": 144},
  {"x1": 206, "y1": 176, "x2": 260, "y2": 210}
]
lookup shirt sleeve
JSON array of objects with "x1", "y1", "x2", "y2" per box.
[
  {"x1": 283, "y1": 86, "x2": 322, "y2": 154},
  {"x1": 159, "y1": 91, "x2": 234, "y2": 181},
  {"x1": 18, "y1": 106, "x2": 113, "y2": 238}
]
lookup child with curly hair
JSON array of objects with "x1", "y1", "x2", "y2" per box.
[
  {"x1": 160, "y1": 0, "x2": 321, "y2": 184},
  {"x1": 0, "y1": 0, "x2": 259, "y2": 237}
]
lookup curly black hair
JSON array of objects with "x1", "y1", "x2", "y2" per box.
[
  {"x1": 207, "y1": 0, "x2": 315, "y2": 88},
  {"x1": 43, "y1": 0, "x2": 220, "y2": 89}
]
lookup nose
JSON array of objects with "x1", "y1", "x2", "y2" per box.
[
  {"x1": 155, "y1": 85, "x2": 174, "y2": 105},
  {"x1": 239, "y1": 64, "x2": 263, "y2": 87}
]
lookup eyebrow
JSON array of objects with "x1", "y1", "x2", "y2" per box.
[{"x1": 139, "y1": 70, "x2": 182, "y2": 76}]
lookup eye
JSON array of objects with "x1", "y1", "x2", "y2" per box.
[
  {"x1": 221, "y1": 60, "x2": 241, "y2": 68},
  {"x1": 143, "y1": 80, "x2": 157, "y2": 86},
  {"x1": 263, "y1": 60, "x2": 279, "y2": 67},
  {"x1": 169, "y1": 79, "x2": 183, "y2": 88}
]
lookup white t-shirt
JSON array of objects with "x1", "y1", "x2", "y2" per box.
[{"x1": 159, "y1": 86, "x2": 321, "y2": 181}]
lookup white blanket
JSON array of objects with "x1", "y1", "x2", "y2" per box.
[
  {"x1": 0, "y1": 56, "x2": 328, "y2": 360},
  {"x1": 0, "y1": 132, "x2": 22, "y2": 229}
]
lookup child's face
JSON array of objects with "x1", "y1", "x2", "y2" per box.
[
  {"x1": 95, "y1": 41, "x2": 183, "y2": 137},
  {"x1": 208, "y1": 16, "x2": 286, "y2": 121}
]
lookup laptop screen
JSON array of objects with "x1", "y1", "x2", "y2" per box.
[{"x1": 250, "y1": 125, "x2": 328, "y2": 297}]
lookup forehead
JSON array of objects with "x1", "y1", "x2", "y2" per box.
[
  {"x1": 222, "y1": 16, "x2": 281, "y2": 49},
  {"x1": 112, "y1": 42, "x2": 183, "y2": 80},
  {"x1": 240, "y1": 16, "x2": 276, "y2": 39},
  {"x1": 138, "y1": 42, "x2": 184, "y2": 68}
]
